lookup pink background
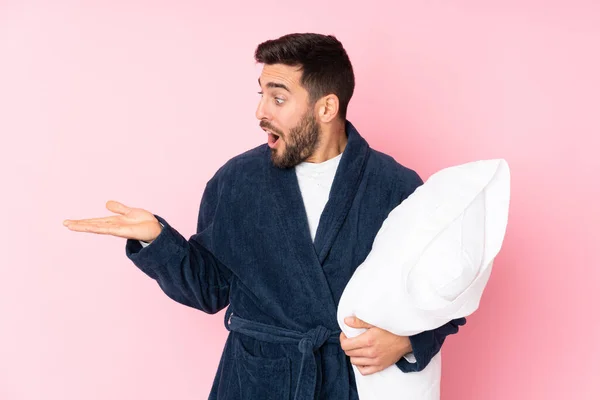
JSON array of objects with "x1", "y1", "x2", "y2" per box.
[{"x1": 1, "y1": 1, "x2": 599, "y2": 399}]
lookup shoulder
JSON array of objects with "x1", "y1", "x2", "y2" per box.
[
  {"x1": 206, "y1": 143, "x2": 268, "y2": 192},
  {"x1": 366, "y1": 148, "x2": 424, "y2": 192},
  {"x1": 220, "y1": 144, "x2": 267, "y2": 175}
]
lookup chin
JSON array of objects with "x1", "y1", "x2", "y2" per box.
[{"x1": 270, "y1": 150, "x2": 295, "y2": 169}]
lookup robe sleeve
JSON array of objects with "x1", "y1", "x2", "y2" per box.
[
  {"x1": 396, "y1": 318, "x2": 467, "y2": 372},
  {"x1": 124, "y1": 175, "x2": 232, "y2": 314},
  {"x1": 393, "y1": 168, "x2": 467, "y2": 373}
]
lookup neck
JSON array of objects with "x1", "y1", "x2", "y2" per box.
[{"x1": 305, "y1": 120, "x2": 348, "y2": 163}]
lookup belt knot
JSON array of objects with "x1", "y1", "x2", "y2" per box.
[{"x1": 298, "y1": 325, "x2": 331, "y2": 353}]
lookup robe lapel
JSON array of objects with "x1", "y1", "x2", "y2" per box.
[
  {"x1": 267, "y1": 159, "x2": 315, "y2": 258},
  {"x1": 266, "y1": 147, "x2": 338, "y2": 321},
  {"x1": 265, "y1": 120, "x2": 370, "y2": 323},
  {"x1": 313, "y1": 120, "x2": 370, "y2": 264}
]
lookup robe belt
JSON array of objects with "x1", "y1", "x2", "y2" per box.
[{"x1": 225, "y1": 312, "x2": 341, "y2": 400}]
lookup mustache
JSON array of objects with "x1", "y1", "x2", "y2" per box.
[{"x1": 259, "y1": 121, "x2": 284, "y2": 137}]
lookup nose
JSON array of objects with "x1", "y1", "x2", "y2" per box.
[{"x1": 255, "y1": 96, "x2": 270, "y2": 121}]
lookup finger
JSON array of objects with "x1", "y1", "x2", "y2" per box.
[
  {"x1": 64, "y1": 222, "x2": 115, "y2": 235},
  {"x1": 106, "y1": 200, "x2": 132, "y2": 216},
  {"x1": 350, "y1": 357, "x2": 377, "y2": 367},
  {"x1": 344, "y1": 347, "x2": 376, "y2": 358},
  {"x1": 344, "y1": 316, "x2": 373, "y2": 329},
  {"x1": 64, "y1": 216, "x2": 119, "y2": 226},
  {"x1": 340, "y1": 331, "x2": 372, "y2": 352},
  {"x1": 65, "y1": 221, "x2": 132, "y2": 238},
  {"x1": 356, "y1": 365, "x2": 381, "y2": 376}
]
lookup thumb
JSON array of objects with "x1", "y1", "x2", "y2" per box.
[
  {"x1": 344, "y1": 316, "x2": 373, "y2": 329},
  {"x1": 106, "y1": 200, "x2": 131, "y2": 215}
]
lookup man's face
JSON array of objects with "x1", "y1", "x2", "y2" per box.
[{"x1": 256, "y1": 64, "x2": 321, "y2": 169}]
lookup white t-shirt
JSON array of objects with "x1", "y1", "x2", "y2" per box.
[{"x1": 294, "y1": 152, "x2": 343, "y2": 241}]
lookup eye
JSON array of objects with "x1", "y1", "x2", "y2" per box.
[{"x1": 275, "y1": 97, "x2": 285, "y2": 105}]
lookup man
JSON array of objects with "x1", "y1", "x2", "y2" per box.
[{"x1": 63, "y1": 33, "x2": 465, "y2": 399}]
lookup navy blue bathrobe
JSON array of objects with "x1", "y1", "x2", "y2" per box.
[{"x1": 125, "y1": 120, "x2": 466, "y2": 399}]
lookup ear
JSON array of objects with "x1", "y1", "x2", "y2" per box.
[{"x1": 315, "y1": 94, "x2": 340, "y2": 123}]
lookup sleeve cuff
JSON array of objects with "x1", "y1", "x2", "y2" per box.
[
  {"x1": 396, "y1": 318, "x2": 467, "y2": 373},
  {"x1": 395, "y1": 331, "x2": 434, "y2": 372},
  {"x1": 125, "y1": 216, "x2": 185, "y2": 278}
]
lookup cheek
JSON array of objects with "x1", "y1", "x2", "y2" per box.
[
  {"x1": 278, "y1": 104, "x2": 301, "y2": 126},
  {"x1": 273, "y1": 105, "x2": 301, "y2": 139}
]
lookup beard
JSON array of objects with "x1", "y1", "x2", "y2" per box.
[{"x1": 261, "y1": 110, "x2": 321, "y2": 169}]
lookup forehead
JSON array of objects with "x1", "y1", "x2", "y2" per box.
[{"x1": 258, "y1": 64, "x2": 304, "y2": 91}]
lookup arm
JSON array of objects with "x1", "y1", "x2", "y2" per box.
[
  {"x1": 341, "y1": 316, "x2": 466, "y2": 375},
  {"x1": 126, "y1": 176, "x2": 232, "y2": 314}
]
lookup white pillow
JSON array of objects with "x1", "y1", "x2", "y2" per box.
[{"x1": 337, "y1": 159, "x2": 510, "y2": 400}]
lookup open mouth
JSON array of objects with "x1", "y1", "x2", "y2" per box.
[{"x1": 263, "y1": 128, "x2": 281, "y2": 148}]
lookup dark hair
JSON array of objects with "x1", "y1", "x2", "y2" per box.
[{"x1": 255, "y1": 33, "x2": 355, "y2": 120}]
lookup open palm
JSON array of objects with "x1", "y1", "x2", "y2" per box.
[{"x1": 63, "y1": 200, "x2": 162, "y2": 243}]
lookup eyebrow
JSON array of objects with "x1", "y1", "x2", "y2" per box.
[{"x1": 258, "y1": 77, "x2": 291, "y2": 92}]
